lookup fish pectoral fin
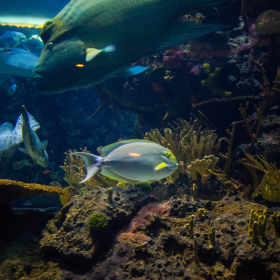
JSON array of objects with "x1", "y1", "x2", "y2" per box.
[
  {"x1": 112, "y1": 66, "x2": 149, "y2": 78},
  {"x1": 154, "y1": 22, "x2": 229, "y2": 54},
  {"x1": 86, "y1": 48, "x2": 102, "y2": 62},
  {"x1": 155, "y1": 162, "x2": 167, "y2": 171},
  {"x1": 18, "y1": 147, "x2": 29, "y2": 156},
  {"x1": 41, "y1": 139, "x2": 48, "y2": 150}
]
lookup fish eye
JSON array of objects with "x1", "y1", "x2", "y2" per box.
[
  {"x1": 47, "y1": 42, "x2": 54, "y2": 50},
  {"x1": 164, "y1": 152, "x2": 171, "y2": 157}
]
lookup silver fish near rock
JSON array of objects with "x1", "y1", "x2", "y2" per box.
[
  {"x1": 33, "y1": 0, "x2": 233, "y2": 93},
  {"x1": 0, "y1": 48, "x2": 39, "y2": 77},
  {"x1": 71, "y1": 140, "x2": 178, "y2": 183},
  {"x1": 19, "y1": 105, "x2": 49, "y2": 167},
  {"x1": 0, "y1": 109, "x2": 40, "y2": 177}
]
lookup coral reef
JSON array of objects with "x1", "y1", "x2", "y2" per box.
[
  {"x1": 255, "y1": 10, "x2": 280, "y2": 36},
  {"x1": 40, "y1": 186, "x2": 151, "y2": 264},
  {"x1": 242, "y1": 150, "x2": 280, "y2": 203},
  {"x1": 201, "y1": 63, "x2": 232, "y2": 97},
  {"x1": 0, "y1": 179, "x2": 65, "y2": 206},
  {"x1": 144, "y1": 118, "x2": 222, "y2": 184}
]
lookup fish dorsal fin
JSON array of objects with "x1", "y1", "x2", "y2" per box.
[
  {"x1": 154, "y1": 22, "x2": 228, "y2": 54},
  {"x1": 86, "y1": 48, "x2": 102, "y2": 62},
  {"x1": 41, "y1": 139, "x2": 48, "y2": 150},
  {"x1": 101, "y1": 169, "x2": 139, "y2": 183},
  {"x1": 155, "y1": 162, "x2": 166, "y2": 171},
  {"x1": 100, "y1": 139, "x2": 154, "y2": 156}
]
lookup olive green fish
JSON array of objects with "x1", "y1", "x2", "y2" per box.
[
  {"x1": 19, "y1": 105, "x2": 49, "y2": 167},
  {"x1": 33, "y1": 0, "x2": 232, "y2": 93},
  {"x1": 71, "y1": 140, "x2": 178, "y2": 183}
]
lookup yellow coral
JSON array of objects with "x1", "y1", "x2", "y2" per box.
[
  {"x1": 201, "y1": 63, "x2": 232, "y2": 97},
  {"x1": 242, "y1": 151, "x2": 280, "y2": 202},
  {"x1": 144, "y1": 118, "x2": 221, "y2": 184},
  {"x1": 0, "y1": 179, "x2": 65, "y2": 206}
]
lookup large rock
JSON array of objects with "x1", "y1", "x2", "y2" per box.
[{"x1": 40, "y1": 186, "x2": 151, "y2": 265}]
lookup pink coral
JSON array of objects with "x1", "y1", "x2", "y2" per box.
[{"x1": 116, "y1": 202, "x2": 171, "y2": 245}]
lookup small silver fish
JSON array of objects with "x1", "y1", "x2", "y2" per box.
[
  {"x1": 71, "y1": 140, "x2": 178, "y2": 183},
  {"x1": 19, "y1": 105, "x2": 49, "y2": 167}
]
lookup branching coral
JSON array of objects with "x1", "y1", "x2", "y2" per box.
[
  {"x1": 219, "y1": 123, "x2": 235, "y2": 175},
  {"x1": 0, "y1": 179, "x2": 65, "y2": 206},
  {"x1": 239, "y1": 101, "x2": 265, "y2": 143},
  {"x1": 187, "y1": 155, "x2": 219, "y2": 184},
  {"x1": 144, "y1": 118, "x2": 221, "y2": 184},
  {"x1": 209, "y1": 167, "x2": 244, "y2": 195},
  {"x1": 242, "y1": 151, "x2": 280, "y2": 203},
  {"x1": 61, "y1": 147, "x2": 117, "y2": 193}
]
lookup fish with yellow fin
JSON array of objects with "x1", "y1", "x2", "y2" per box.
[{"x1": 71, "y1": 140, "x2": 178, "y2": 183}]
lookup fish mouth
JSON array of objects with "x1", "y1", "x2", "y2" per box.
[{"x1": 33, "y1": 73, "x2": 50, "y2": 92}]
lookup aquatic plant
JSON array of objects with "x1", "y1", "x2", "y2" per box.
[
  {"x1": 208, "y1": 221, "x2": 215, "y2": 249},
  {"x1": 201, "y1": 63, "x2": 232, "y2": 97},
  {"x1": 134, "y1": 182, "x2": 152, "y2": 192},
  {"x1": 242, "y1": 151, "x2": 280, "y2": 203},
  {"x1": 0, "y1": 179, "x2": 65, "y2": 206},
  {"x1": 88, "y1": 213, "x2": 108, "y2": 233}
]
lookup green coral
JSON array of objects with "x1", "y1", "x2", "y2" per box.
[
  {"x1": 201, "y1": 63, "x2": 232, "y2": 97},
  {"x1": 135, "y1": 182, "x2": 152, "y2": 191},
  {"x1": 88, "y1": 213, "x2": 108, "y2": 232}
]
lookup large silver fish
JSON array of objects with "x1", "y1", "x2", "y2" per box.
[
  {"x1": 71, "y1": 140, "x2": 178, "y2": 183},
  {"x1": 33, "y1": 0, "x2": 232, "y2": 93},
  {"x1": 0, "y1": 48, "x2": 39, "y2": 77},
  {"x1": 19, "y1": 105, "x2": 49, "y2": 167}
]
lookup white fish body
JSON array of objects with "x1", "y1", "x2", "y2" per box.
[{"x1": 71, "y1": 140, "x2": 178, "y2": 183}]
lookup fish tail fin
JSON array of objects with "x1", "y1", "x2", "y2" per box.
[{"x1": 70, "y1": 152, "x2": 101, "y2": 183}]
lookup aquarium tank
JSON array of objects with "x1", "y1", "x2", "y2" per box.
[{"x1": 0, "y1": 0, "x2": 280, "y2": 279}]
